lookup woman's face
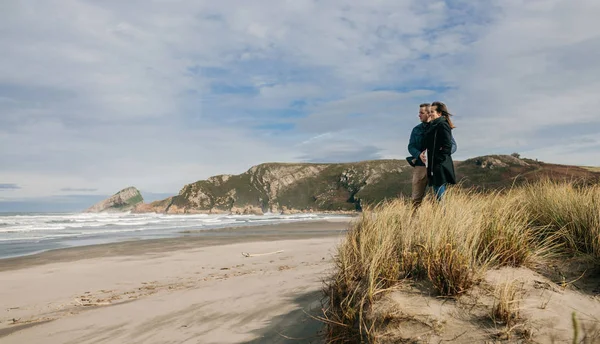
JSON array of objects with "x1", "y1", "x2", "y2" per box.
[
  {"x1": 429, "y1": 106, "x2": 442, "y2": 121},
  {"x1": 429, "y1": 106, "x2": 441, "y2": 120}
]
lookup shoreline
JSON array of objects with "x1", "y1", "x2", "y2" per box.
[
  {"x1": 0, "y1": 219, "x2": 352, "y2": 272},
  {"x1": 0, "y1": 220, "x2": 352, "y2": 343}
]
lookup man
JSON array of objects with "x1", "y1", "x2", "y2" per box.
[{"x1": 407, "y1": 103, "x2": 456, "y2": 206}]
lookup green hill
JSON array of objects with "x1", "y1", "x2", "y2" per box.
[{"x1": 129, "y1": 155, "x2": 600, "y2": 214}]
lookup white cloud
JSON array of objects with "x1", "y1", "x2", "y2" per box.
[
  {"x1": 520, "y1": 133, "x2": 600, "y2": 166},
  {"x1": 296, "y1": 131, "x2": 383, "y2": 163},
  {"x1": 1, "y1": 0, "x2": 599, "y2": 208}
]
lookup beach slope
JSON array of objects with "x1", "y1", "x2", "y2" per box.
[{"x1": 0, "y1": 220, "x2": 350, "y2": 344}]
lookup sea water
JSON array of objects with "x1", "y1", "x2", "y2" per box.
[{"x1": 0, "y1": 212, "x2": 350, "y2": 259}]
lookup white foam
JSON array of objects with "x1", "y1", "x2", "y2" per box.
[{"x1": 0, "y1": 212, "x2": 353, "y2": 248}]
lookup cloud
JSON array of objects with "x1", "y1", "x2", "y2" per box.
[
  {"x1": 0, "y1": 194, "x2": 107, "y2": 213},
  {"x1": 1, "y1": 0, "x2": 599, "y2": 210},
  {"x1": 0, "y1": 183, "x2": 20, "y2": 190},
  {"x1": 59, "y1": 188, "x2": 98, "y2": 192},
  {"x1": 435, "y1": 2, "x2": 600, "y2": 164},
  {"x1": 297, "y1": 132, "x2": 384, "y2": 163},
  {"x1": 296, "y1": 90, "x2": 435, "y2": 133}
]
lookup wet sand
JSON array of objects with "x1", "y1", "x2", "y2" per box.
[{"x1": 0, "y1": 219, "x2": 352, "y2": 343}]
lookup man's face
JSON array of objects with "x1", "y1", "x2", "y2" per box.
[{"x1": 418, "y1": 106, "x2": 429, "y2": 123}]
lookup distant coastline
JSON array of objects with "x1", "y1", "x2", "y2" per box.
[{"x1": 84, "y1": 155, "x2": 600, "y2": 216}]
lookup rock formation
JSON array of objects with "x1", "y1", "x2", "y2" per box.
[{"x1": 85, "y1": 187, "x2": 143, "y2": 213}]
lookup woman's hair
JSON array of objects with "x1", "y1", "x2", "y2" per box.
[{"x1": 431, "y1": 101, "x2": 456, "y2": 129}]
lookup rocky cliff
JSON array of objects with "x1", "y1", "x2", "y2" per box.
[
  {"x1": 132, "y1": 160, "x2": 410, "y2": 214},
  {"x1": 119, "y1": 155, "x2": 599, "y2": 215},
  {"x1": 85, "y1": 187, "x2": 144, "y2": 213}
]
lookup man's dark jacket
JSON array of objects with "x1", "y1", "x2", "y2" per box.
[{"x1": 423, "y1": 116, "x2": 457, "y2": 187}]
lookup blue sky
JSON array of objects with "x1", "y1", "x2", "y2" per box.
[{"x1": 1, "y1": 0, "x2": 599, "y2": 211}]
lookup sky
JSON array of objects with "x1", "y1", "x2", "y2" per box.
[{"x1": 1, "y1": 0, "x2": 600, "y2": 212}]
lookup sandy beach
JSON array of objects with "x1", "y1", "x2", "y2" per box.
[{"x1": 0, "y1": 219, "x2": 352, "y2": 344}]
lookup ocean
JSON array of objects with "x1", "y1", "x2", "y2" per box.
[{"x1": 0, "y1": 212, "x2": 351, "y2": 259}]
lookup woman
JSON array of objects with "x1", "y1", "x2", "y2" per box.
[{"x1": 419, "y1": 101, "x2": 456, "y2": 201}]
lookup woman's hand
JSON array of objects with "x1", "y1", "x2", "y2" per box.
[{"x1": 420, "y1": 150, "x2": 427, "y2": 164}]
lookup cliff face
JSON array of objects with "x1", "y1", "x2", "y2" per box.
[
  {"x1": 131, "y1": 197, "x2": 174, "y2": 213},
  {"x1": 85, "y1": 187, "x2": 143, "y2": 213},
  {"x1": 123, "y1": 155, "x2": 600, "y2": 214},
  {"x1": 132, "y1": 160, "x2": 409, "y2": 214}
]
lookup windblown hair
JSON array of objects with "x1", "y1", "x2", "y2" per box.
[
  {"x1": 419, "y1": 103, "x2": 430, "y2": 108},
  {"x1": 431, "y1": 101, "x2": 456, "y2": 129}
]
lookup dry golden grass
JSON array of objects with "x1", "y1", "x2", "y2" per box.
[
  {"x1": 491, "y1": 280, "x2": 522, "y2": 327},
  {"x1": 582, "y1": 166, "x2": 600, "y2": 173},
  {"x1": 323, "y1": 180, "x2": 600, "y2": 343},
  {"x1": 523, "y1": 180, "x2": 600, "y2": 257}
]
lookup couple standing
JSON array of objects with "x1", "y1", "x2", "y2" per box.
[{"x1": 407, "y1": 102, "x2": 457, "y2": 206}]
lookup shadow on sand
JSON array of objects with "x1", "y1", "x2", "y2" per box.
[{"x1": 241, "y1": 290, "x2": 325, "y2": 344}]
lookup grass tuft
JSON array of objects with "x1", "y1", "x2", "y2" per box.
[{"x1": 491, "y1": 280, "x2": 522, "y2": 327}]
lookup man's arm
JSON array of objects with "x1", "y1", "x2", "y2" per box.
[
  {"x1": 407, "y1": 127, "x2": 422, "y2": 160},
  {"x1": 451, "y1": 135, "x2": 457, "y2": 155}
]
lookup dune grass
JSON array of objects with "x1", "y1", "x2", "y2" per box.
[
  {"x1": 491, "y1": 280, "x2": 523, "y2": 327},
  {"x1": 322, "y1": 180, "x2": 600, "y2": 343},
  {"x1": 523, "y1": 180, "x2": 600, "y2": 257}
]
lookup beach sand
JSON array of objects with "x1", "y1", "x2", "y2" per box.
[{"x1": 0, "y1": 219, "x2": 352, "y2": 344}]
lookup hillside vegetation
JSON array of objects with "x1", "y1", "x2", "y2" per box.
[{"x1": 132, "y1": 155, "x2": 600, "y2": 214}]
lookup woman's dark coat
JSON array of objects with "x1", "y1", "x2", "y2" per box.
[{"x1": 423, "y1": 116, "x2": 456, "y2": 187}]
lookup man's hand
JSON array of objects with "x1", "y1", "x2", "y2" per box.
[{"x1": 420, "y1": 150, "x2": 427, "y2": 165}]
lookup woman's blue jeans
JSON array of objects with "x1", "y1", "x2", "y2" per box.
[{"x1": 433, "y1": 184, "x2": 446, "y2": 202}]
